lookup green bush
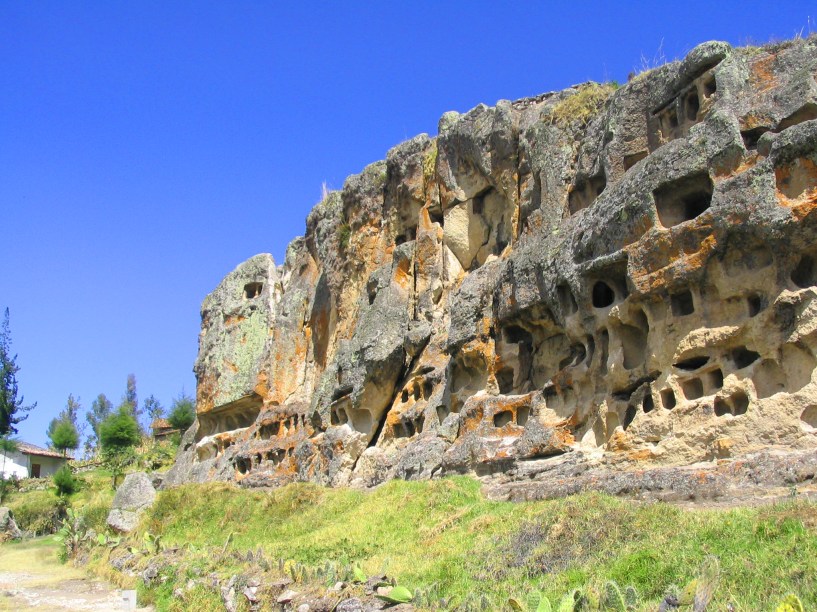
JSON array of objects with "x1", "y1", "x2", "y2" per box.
[
  {"x1": 53, "y1": 465, "x2": 80, "y2": 498},
  {"x1": 81, "y1": 500, "x2": 110, "y2": 532},
  {"x1": 7, "y1": 489, "x2": 63, "y2": 534}
]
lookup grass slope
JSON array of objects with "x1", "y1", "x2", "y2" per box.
[
  {"x1": 4, "y1": 468, "x2": 115, "y2": 535},
  {"x1": 131, "y1": 477, "x2": 815, "y2": 610}
]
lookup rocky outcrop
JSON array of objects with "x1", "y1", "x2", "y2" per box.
[
  {"x1": 164, "y1": 37, "x2": 817, "y2": 494},
  {"x1": 107, "y1": 472, "x2": 157, "y2": 533}
]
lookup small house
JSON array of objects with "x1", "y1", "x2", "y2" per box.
[
  {"x1": 0, "y1": 442, "x2": 71, "y2": 479},
  {"x1": 150, "y1": 418, "x2": 178, "y2": 440}
]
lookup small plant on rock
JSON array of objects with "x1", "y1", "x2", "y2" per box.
[
  {"x1": 338, "y1": 223, "x2": 352, "y2": 251},
  {"x1": 549, "y1": 82, "x2": 617, "y2": 128}
]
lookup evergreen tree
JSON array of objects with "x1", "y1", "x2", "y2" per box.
[
  {"x1": 99, "y1": 407, "x2": 140, "y2": 451},
  {"x1": 0, "y1": 308, "x2": 36, "y2": 436},
  {"x1": 124, "y1": 374, "x2": 138, "y2": 413},
  {"x1": 61, "y1": 394, "x2": 82, "y2": 427},
  {"x1": 85, "y1": 393, "x2": 112, "y2": 455},
  {"x1": 47, "y1": 417, "x2": 79, "y2": 457},
  {"x1": 99, "y1": 407, "x2": 140, "y2": 488},
  {"x1": 168, "y1": 391, "x2": 196, "y2": 431},
  {"x1": 121, "y1": 374, "x2": 144, "y2": 431},
  {"x1": 54, "y1": 394, "x2": 86, "y2": 447}
]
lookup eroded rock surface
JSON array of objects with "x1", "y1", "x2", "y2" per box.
[
  {"x1": 107, "y1": 472, "x2": 157, "y2": 533},
  {"x1": 165, "y1": 38, "x2": 817, "y2": 494}
]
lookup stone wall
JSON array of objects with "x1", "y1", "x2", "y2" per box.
[{"x1": 164, "y1": 38, "x2": 817, "y2": 495}]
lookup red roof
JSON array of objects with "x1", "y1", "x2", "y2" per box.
[
  {"x1": 151, "y1": 418, "x2": 172, "y2": 430},
  {"x1": 17, "y1": 441, "x2": 72, "y2": 460}
]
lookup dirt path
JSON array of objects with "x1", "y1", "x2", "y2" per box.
[{"x1": 0, "y1": 538, "x2": 146, "y2": 611}]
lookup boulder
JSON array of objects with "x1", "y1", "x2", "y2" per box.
[
  {"x1": 0, "y1": 507, "x2": 22, "y2": 540},
  {"x1": 106, "y1": 472, "x2": 156, "y2": 533}
]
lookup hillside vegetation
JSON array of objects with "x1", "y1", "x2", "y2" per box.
[
  {"x1": 4, "y1": 468, "x2": 115, "y2": 536},
  {"x1": 87, "y1": 477, "x2": 817, "y2": 610}
]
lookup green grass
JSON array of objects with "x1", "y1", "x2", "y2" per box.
[
  {"x1": 549, "y1": 82, "x2": 617, "y2": 127},
  {"x1": 128, "y1": 477, "x2": 817, "y2": 610},
  {"x1": 5, "y1": 468, "x2": 115, "y2": 534}
]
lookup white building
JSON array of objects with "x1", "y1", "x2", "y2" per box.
[{"x1": 0, "y1": 442, "x2": 71, "y2": 479}]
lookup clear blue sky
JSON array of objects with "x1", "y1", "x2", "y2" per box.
[{"x1": 1, "y1": 1, "x2": 814, "y2": 448}]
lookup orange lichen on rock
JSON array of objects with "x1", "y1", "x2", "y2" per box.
[{"x1": 162, "y1": 39, "x2": 817, "y2": 494}]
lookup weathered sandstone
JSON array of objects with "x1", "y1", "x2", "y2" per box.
[{"x1": 165, "y1": 38, "x2": 817, "y2": 499}]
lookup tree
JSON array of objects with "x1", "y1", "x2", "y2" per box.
[
  {"x1": 99, "y1": 408, "x2": 141, "y2": 489},
  {"x1": 0, "y1": 436, "x2": 19, "y2": 479},
  {"x1": 120, "y1": 374, "x2": 145, "y2": 434},
  {"x1": 121, "y1": 374, "x2": 138, "y2": 415},
  {"x1": 102, "y1": 447, "x2": 135, "y2": 490},
  {"x1": 143, "y1": 394, "x2": 164, "y2": 423},
  {"x1": 125, "y1": 374, "x2": 137, "y2": 409},
  {"x1": 168, "y1": 391, "x2": 196, "y2": 432},
  {"x1": 54, "y1": 394, "x2": 86, "y2": 452},
  {"x1": 48, "y1": 418, "x2": 79, "y2": 457},
  {"x1": 99, "y1": 408, "x2": 140, "y2": 452},
  {"x1": 0, "y1": 308, "x2": 36, "y2": 436},
  {"x1": 85, "y1": 393, "x2": 113, "y2": 455},
  {"x1": 61, "y1": 394, "x2": 82, "y2": 427}
]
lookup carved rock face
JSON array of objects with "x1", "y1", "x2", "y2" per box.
[{"x1": 164, "y1": 38, "x2": 817, "y2": 492}]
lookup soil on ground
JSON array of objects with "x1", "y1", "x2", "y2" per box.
[{"x1": 0, "y1": 538, "x2": 149, "y2": 611}]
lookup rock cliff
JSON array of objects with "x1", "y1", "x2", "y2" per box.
[{"x1": 165, "y1": 38, "x2": 817, "y2": 500}]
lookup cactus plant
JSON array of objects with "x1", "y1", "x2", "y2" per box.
[
  {"x1": 693, "y1": 556, "x2": 720, "y2": 612},
  {"x1": 352, "y1": 564, "x2": 366, "y2": 583},
  {"x1": 776, "y1": 594, "x2": 805, "y2": 612},
  {"x1": 557, "y1": 588, "x2": 582, "y2": 612},
  {"x1": 536, "y1": 595, "x2": 553, "y2": 612},
  {"x1": 601, "y1": 581, "x2": 627, "y2": 611},
  {"x1": 508, "y1": 590, "x2": 552, "y2": 612},
  {"x1": 375, "y1": 585, "x2": 413, "y2": 605},
  {"x1": 623, "y1": 585, "x2": 639, "y2": 610}
]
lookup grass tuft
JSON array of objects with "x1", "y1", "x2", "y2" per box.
[{"x1": 549, "y1": 82, "x2": 617, "y2": 128}]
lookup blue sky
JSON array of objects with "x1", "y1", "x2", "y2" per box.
[{"x1": 1, "y1": 1, "x2": 814, "y2": 448}]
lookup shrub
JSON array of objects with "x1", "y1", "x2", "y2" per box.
[
  {"x1": 338, "y1": 223, "x2": 352, "y2": 251},
  {"x1": 53, "y1": 464, "x2": 80, "y2": 498},
  {"x1": 0, "y1": 476, "x2": 12, "y2": 504},
  {"x1": 8, "y1": 489, "x2": 63, "y2": 534}
]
